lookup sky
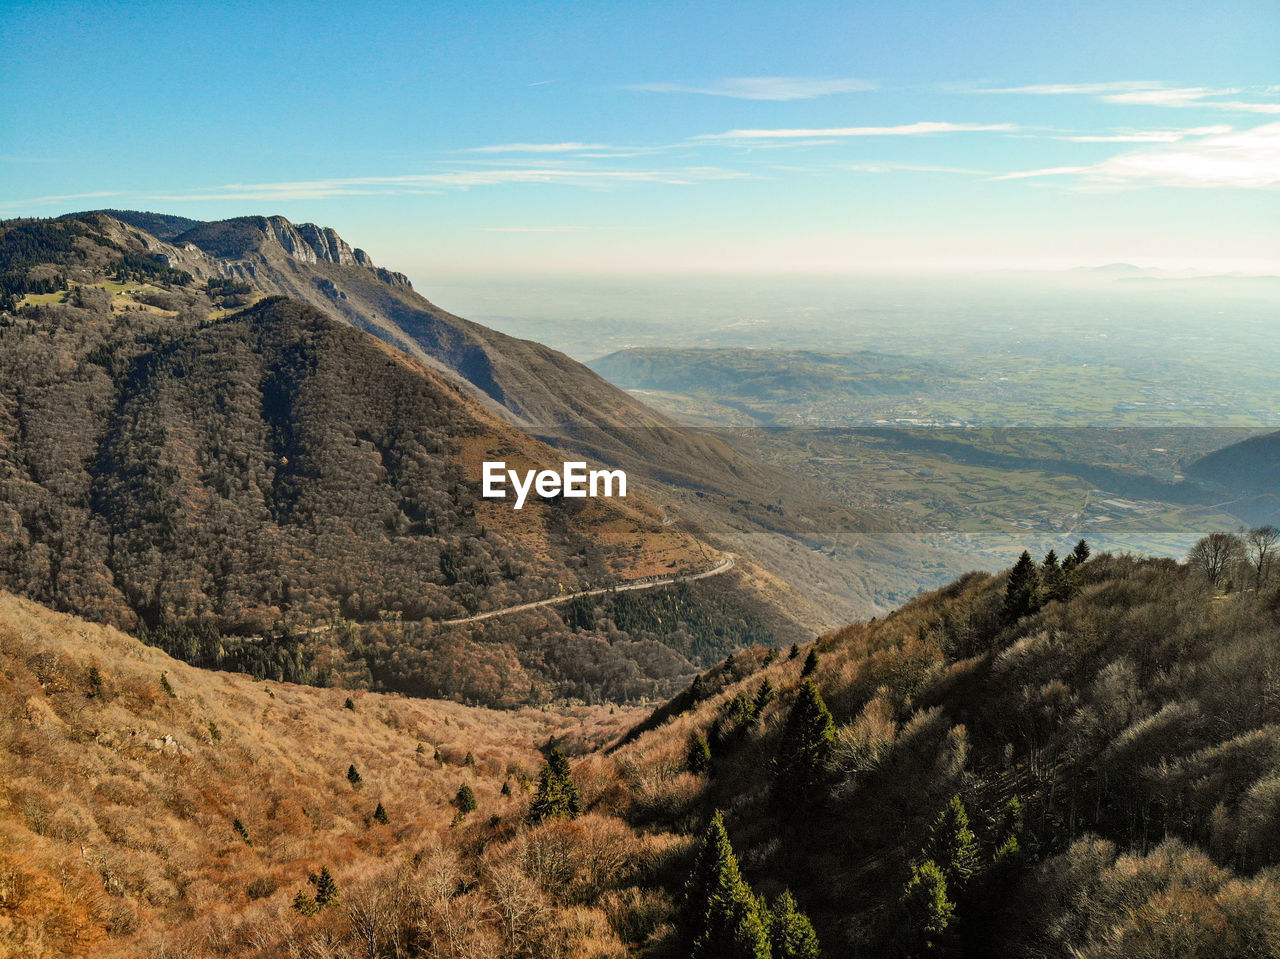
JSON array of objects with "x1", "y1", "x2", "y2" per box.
[{"x1": 2, "y1": 0, "x2": 1278, "y2": 277}]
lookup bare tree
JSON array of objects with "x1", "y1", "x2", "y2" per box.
[
  {"x1": 1187, "y1": 532, "x2": 1245, "y2": 590},
  {"x1": 1246, "y1": 525, "x2": 1280, "y2": 590}
]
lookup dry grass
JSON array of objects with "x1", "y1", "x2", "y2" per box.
[{"x1": 0, "y1": 592, "x2": 649, "y2": 958}]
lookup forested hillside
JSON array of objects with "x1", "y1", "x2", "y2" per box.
[
  {"x1": 8, "y1": 546, "x2": 1280, "y2": 957},
  {"x1": 0, "y1": 216, "x2": 795, "y2": 705},
  {"x1": 593, "y1": 543, "x2": 1280, "y2": 956}
]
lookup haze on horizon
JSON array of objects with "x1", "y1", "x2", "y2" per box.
[{"x1": 2, "y1": 0, "x2": 1277, "y2": 278}]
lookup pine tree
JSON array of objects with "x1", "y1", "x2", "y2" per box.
[
  {"x1": 754, "y1": 678, "x2": 775, "y2": 720},
  {"x1": 501, "y1": 780, "x2": 513, "y2": 797},
  {"x1": 312, "y1": 866, "x2": 338, "y2": 907},
  {"x1": 292, "y1": 890, "x2": 318, "y2": 916},
  {"x1": 801, "y1": 648, "x2": 819, "y2": 677},
  {"x1": 1042, "y1": 548, "x2": 1071, "y2": 603},
  {"x1": 455, "y1": 784, "x2": 477, "y2": 815},
  {"x1": 690, "y1": 674, "x2": 709, "y2": 702},
  {"x1": 788, "y1": 643, "x2": 800, "y2": 660},
  {"x1": 683, "y1": 811, "x2": 772, "y2": 959},
  {"x1": 1073, "y1": 539, "x2": 1091, "y2": 564},
  {"x1": 160, "y1": 671, "x2": 175, "y2": 697},
  {"x1": 343, "y1": 696, "x2": 355, "y2": 710},
  {"x1": 86, "y1": 664, "x2": 103, "y2": 699},
  {"x1": 1002, "y1": 551, "x2": 1041, "y2": 624},
  {"x1": 899, "y1": 860, "x2": 956, "y2": 955},
  {"x1": 769, "y1": 890, "x2": 821, "y2": 958},
  {"x1": 775, "y1": 680, "x2": 836, "y2": 806},
  {"x1": 347, "y1": 763, "x2": 362, "y2": 786},
  {"x1": 232, "y1": 817, "x2": 252, "y2": 846},
  {"x1": 372, "y1": 802, "x2": 390, "y2": 825},
  {"x1": 923, "y1": 796, "x2": 981, "y2": 891},
  {"x1": 528, "y1": 747, "x2": 581, "y2": 823},
  {"x1": 687, "y1": 731, "x2": 713, "y2": 775}
]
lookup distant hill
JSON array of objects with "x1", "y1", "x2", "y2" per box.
[
  {"x1": 1187, "y1": 429, "x2": 1280, "y2": 524},
  {"x1": 1189, "y1": 428, "x2": 1280, "y2": 494},
  {"x1": 589, "y1": 347, "x2": 944, "y2": 407}
]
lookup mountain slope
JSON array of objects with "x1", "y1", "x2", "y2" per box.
[
  {"x1": 2, "y1": 219, "x2": 803, "y2": 703},
  {"x1": 9, "y1": 547, "x2": 1280, "y2": 957},
  {"x1": 105, "y1": 212, "x2": 948, "y2": 621},
  {"x1": 596, "y1": 547, "x2": 1280, "y2": 956},
  {"x1": 0, "y1": 591, "x2": 641, "y2": 959},
  {"x1": 1187, "y1": 429, "x2": 1280, "y2": 524}
]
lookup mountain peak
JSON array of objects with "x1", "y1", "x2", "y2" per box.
[{"x1": 172, "y1": 214, "x2": 371, "y2": 268}]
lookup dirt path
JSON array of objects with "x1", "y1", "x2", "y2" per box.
[{"x1": 439, "y1": 553, "x2": 736, "y2": 626}]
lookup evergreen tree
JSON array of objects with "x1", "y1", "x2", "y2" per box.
[
  {"x1": 788, "y1": 643, "x2": 800, "y2": 660},
  {"x1": 775, "y1": 680, "x2": 836, "y2": 806},
  {"x1": 292, "y1": 890, "x2": 318, "y2": 916},
  {"x1": 923, "y1": 796, "x2": 981, "y2": 892},
  {"x1": 690, "y1": 674, "x2": 709, "y2": 702},
  {"x1": 528, "y1": 747, "x2": 581, "y2": 822},
  {"x1": 232, "y1": 817, "x2": 252, "y2": 846},
  {"x1": 343, "y1": 696, "x2": 355, "y2": 710},
  {"x1": 501, "y1": 780, "x2": 513, "y2": 797},
  {"x1": 687, "y1": 731, "x2": 713, "y2": 775},
  {"x1": 1002, "y1": 551, "x2": 1041, "y2": 624},
  {"x1": 754, "y1": 678, "x2": 775, "y2": 720},
  {"x1": 1072, "y1": 539, "x2": 1091, "y2": 564},
  {"x1": 713, "y1": 693, "x2": 759, "y2": 747},
  {"x1": 455, "y1": 784, "x2": 477, "y2": 815},
  {"x1": 683, "y1": 811, "x2": 772, "y2": 959},
  {"x1": 801, "y1": 649, "x2": 819, "y2": 677},
  {"x1": 347, "y1": 763, "x2": 362, "y2": 786},
  {"x1": 312, "y1": 866, "x2": 338, "y2": 907},
  {"x1": 160, "y1": 671, "x2": 175, "y2": 697},
  {"x1": 86, "y1": 664, "x2": 103, "y2": 699},
  {"x1": 372, "y1": 802, "x2": 390, "y2": 825},
  {"x1": 1042, "y1": 549, "x2": 1072, "y2": 603},
  {"x1": 899, "y1": 860, "x2": 956, "y2": 956},
  {"x1": 769, "y1": 890, "x2": 821, "y2": 959}
]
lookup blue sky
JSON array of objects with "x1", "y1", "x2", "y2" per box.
[{"x1": 2, "y1": 0, "x2": 1277, "y2": 276}]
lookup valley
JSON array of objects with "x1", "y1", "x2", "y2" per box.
[{"x1": 3, "y1": 210, "x2": 1280, "y2": 958}]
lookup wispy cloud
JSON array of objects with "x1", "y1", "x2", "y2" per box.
[
  {"x1": 848, "y1": 162, "x2": 992, "y2": 175},
  {"x1": 0, "y1": 189, "x2": 121, "y2": 211},
  {"x1": 695, "y1": 121, "x2": 1017, "y2": 141},
  {"x1": 465, "y1": 142, "x2": 614, "y2": 154},
  {"x1": 146, "y1": 166, "x2": 749, "y2": 202},
  {"x1": 993, "y1": 123, "x2": 1280, "y2": 189},
  {"x1": 630, "y1": 76, "x2": 875, "y2": 101},
  {"x1": 481, "y1": 225, "x2": 587, "y2": 233},
  {"x1": 980, "y1": 81, "x2": 1280, "y2": 114},
  {"x1": 1053, "y1": 125, "x2": 1232, "y2": 143}
]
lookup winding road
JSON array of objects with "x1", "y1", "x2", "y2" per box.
[{"x1": 439, "y1": 552, "x2": 736, "y2": 626}]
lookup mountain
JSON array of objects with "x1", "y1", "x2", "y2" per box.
[
  {"x1": 588, "y1": 347, "x2": 946, "y2": 422},
  {"x1": 33, "y1": 211, "x2": 935, "y2": 624},
  {"x1": 7, "y1": 545, "x2": 1280, "y2": 957},
  {"x1": 0, "y1": 216, "x2": 802, "y2": 704},
  {"x1": 1187, "y1": 430, "x2": 1280, "y2": 524},
  {"x1": 1189, "y1": 429, "x2": 1280, "y2": 494}
]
